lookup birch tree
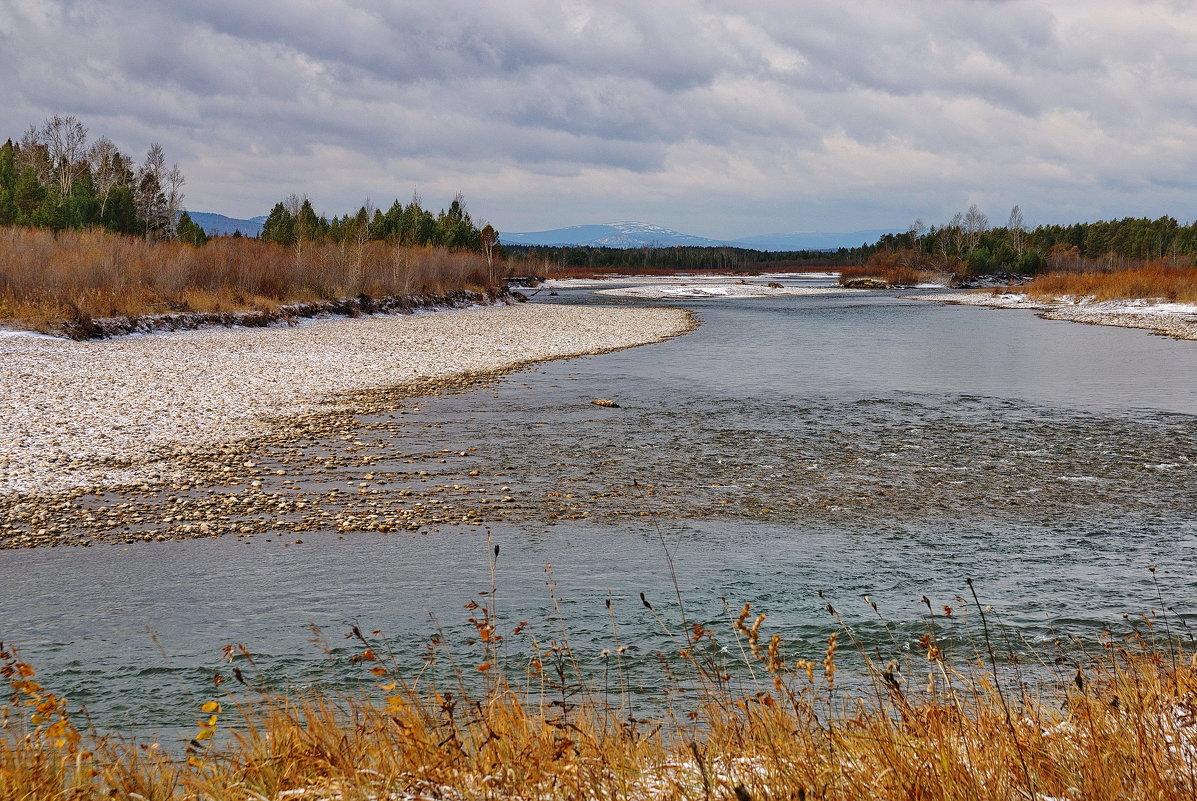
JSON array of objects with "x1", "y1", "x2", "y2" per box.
[
  {"x1": 1007, "y1": 204, "x2": 1026, "y2": 257},
  {"x1": 17, "y1": 126, "x2": 52, "y2": 185},
  {"x1": 906, "y1": 218, "x2": 926, "y2": 249},
  {"x1": 39, "y1": 114, "x2": 89, "y2": 199},
  {"x1": 134, "y1": 143, "x2": 167, "y2": 239},
  {"x1": 163, "y1": 162, "x2": 185, "y2": 237},
  {"x1": 963, "y1": 204, "x2": 989, "y2": 252},
  {"x1": 88, "y1": 137, "x2": 123, "y2": 220}
]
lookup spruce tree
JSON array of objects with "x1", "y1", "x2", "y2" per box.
[
  {"x1": 176, "y1": 211, "x2": 208, "y2": 246},
  {"x1": 261, "y1": 202, "x2": 296, "y2": 245},
  {"x1": 13, "y1": 167, "x2": 44, "y2": 222},
  {"x1": 0, "y1": 139, "x2": 15, "y2": 193}
]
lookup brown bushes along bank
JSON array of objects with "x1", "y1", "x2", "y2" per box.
[
  {"x1": 1023, "y1": 259, "x2": 1197, "y2": 303},
  {"x1": 0, "y1": 227, "x2": 503, "y2": 335}
]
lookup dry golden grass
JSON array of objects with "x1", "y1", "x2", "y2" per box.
[
  {"x1": 1025, "y1": 261, "x2": 1197, "y2": 303},
  {"x1": 4, "y1": 585, "x2": 1195, "y2": 800},
  {"x1": 838, "y1": 250, "x2": 956, "y2": 287},
  {"x1": 0, "y1": 227, "x2": 501, "y2": 333}
]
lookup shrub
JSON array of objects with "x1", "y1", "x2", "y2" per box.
[{"x1": 0, "y1": 227, "x2": 502, "y2": 331}]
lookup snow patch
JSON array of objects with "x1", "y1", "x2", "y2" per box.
[{"x1": 595, "y1": 283, "x2": 853, "y2": 299}]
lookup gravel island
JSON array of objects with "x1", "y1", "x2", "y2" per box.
[
  {"x1": 1, "y1": 304, "x2": 694, "y2": 496},
  {"x1": 915, "y1": 291, "x2": 1197, "y2": 340}
]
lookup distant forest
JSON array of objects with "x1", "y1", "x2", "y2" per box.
[
  {"x1": 866, "y1": 205, "x2": 1197, "y2": 276},
  {"x1": 503, "y1": 244, "x2": 847, "y2": 273},
  {"x1": 257, "y1": 192, "x2": 498, "y2": 259},
  {"x1": 5, "y1": 116, "x2": 1197, "y2": 279},
  {"x1": 499, "y1": 208, "x2": 1197, "y2": 277}
]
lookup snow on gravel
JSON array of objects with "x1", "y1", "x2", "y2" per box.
[
  {"x1": 915, "y1": 292, "x2": 1197, "y2": 340},
  {"x1": 594, "y1": 284, "x2": 853, "y2": 299}
]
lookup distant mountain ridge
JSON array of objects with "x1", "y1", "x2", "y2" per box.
[
  {"x1": 187, "y1": 211, "x2": 268, "y2": 237},
  {"x1": 502, "y1": 221, "x2": 734, "y2": 248},
  {"x1": 501, "y1": 221, "x2": 899, "y2": 251},
  {"x1": 187, "y1": 213, "x2": 897, "y2": 251}
]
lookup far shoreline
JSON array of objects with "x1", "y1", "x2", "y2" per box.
[{"x1": 909, "y1": 290, "x2": 1197, "y2": 341}]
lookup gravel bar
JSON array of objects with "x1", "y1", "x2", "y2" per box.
[
  {"x1": 1, "y1": 304, "x2": 694, "y2": 495},
  {"x1": 915, "y1": 292, "x2": 1197, "y2": 340}
]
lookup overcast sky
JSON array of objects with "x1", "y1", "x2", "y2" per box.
[{"x1": 3, "y1": 0, "x2": 1196, "y2": 238}]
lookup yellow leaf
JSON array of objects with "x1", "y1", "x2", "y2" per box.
[
  {"x1": 476, "y1": 662, "x2": 491, "y2": 672},
  {"x1": 370, "y1": 667, "x2": 388, "y2": 676},
  {"x1": 200, "y1": 701, "x2": 221, "y2": 713},
  {"x1": 194, "y1": 729, "x2": 213, "y2": 741},
  {"x1": 379, "y1": 682, "x2": 397, "y2": 691},
  {"x1": 187, "y1": 756, "x2": 204, "y2": 768},
  {"x1": 30, "y1": 713, "x2": 46, "y2": 724}
]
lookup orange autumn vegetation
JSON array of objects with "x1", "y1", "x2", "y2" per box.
[
  {"x1": 839, "y1": 249, "x2": 958, "y2": 287},
  {"x1": 0, "y1": 227, "x2": 501, "y2": 332},
  {"x1": 1024, "y1": 259, "x2": 1197, "y2": 303},
  {"x1": 4, "y1": 597, "x2": 1196, "y2": 800}
]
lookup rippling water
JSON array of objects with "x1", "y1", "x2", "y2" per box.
[{"x1": 2, "y1": 278, "x2": 1195, "y2": 736}]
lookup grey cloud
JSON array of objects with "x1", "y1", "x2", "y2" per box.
[{"x1": 4, "y1": 0, "x2": 1197, "y2": 232}]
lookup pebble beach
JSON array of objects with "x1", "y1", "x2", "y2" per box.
[
  {"x1": 917, "y1": 291, "x2": 1197, "y2": 340},
  {"x1": 1, "y1": 304, "x2": 694, "y2": 497}
]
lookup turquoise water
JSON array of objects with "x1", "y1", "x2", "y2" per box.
[{"x1": 2, "y1": 280, "x2": 1195, "y2": 738}]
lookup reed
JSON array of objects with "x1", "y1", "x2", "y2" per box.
[
  {"x1": 3, "y1": 577, "x2": 1194, "y2": 800},
  {"x1": 838, "y1": 250, "x2": 955, "y2": 287},
  {"x1": 0, "y1": 227, "x2": 501, "y2": 332},
  {"x1": 1023, "y1": 260, "x2": 1197, "y2": 303}
]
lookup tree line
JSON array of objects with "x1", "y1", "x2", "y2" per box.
[
  {"x1": 504, "y1": 244, "x2": 847, "y2": 273},
  {"x1": 2, "y1": 115, "x2": 500, "y2": 263},
  {"x1": 258, "y1": 192, "x2": 500, "y2": 263},
  {"x1": 6, "y1": 114, "x2": 1196, "y2": 278},
  {"x1": 865, "y1": 205, "x2": 1197, "y2": 276},
  {"x1": 0, "y1": 115, "x2": 195, "y2": 242}
]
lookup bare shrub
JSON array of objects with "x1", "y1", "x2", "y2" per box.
[{"x1": 0, "y1": 228, "x2": 499, "y2": 331}]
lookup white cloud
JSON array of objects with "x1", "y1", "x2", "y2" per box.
[{"x1": 2, "y1": 0, "x2": 1196, "y2": 236}]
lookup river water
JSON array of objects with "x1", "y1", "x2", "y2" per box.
[{"x1": 2, "y1": 276, "x2": 1195, "y2": 736}]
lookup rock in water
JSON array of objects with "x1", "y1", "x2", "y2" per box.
[{"x1": 591, "y1": 398, "x2": 620, "y2": 408}]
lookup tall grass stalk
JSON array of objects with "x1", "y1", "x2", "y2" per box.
[{"x1": 4, "y1": 584, "x2": 1195, "y2": 800}]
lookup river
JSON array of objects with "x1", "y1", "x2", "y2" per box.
[{"x1": 2, "y1": 276, "x2": 1194, "y2": 736}]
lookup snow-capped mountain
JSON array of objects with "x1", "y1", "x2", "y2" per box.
[
  {"x1": 501, "y1": 222, "x2": 737, "y2": 248},
  {"x1": 501, "y1": 221, "x2": 899, "y2": 251}
]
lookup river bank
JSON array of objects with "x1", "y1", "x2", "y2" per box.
[
  {"x1": 916, "y1": 291, "x2": 1197, "y2": 340},
  {"x1": 3, "y1": 281, "x2": 1194, "y2": 752},
  {"x1": 0, "y1": 304, "x2": 694, "y2": 543}
]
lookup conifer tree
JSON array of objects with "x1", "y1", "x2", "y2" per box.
[
  {"x1": 176, "y1": 211, "x2": 208, "y2": 245},
  {"x1": 261, "y1": 202, "x2": 296, "y2": 245}
]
